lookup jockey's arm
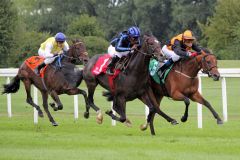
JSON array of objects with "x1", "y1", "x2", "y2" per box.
[
  {"x1": 115, "y1": 36, "x2": 131, "y2": 52},
  {"x1": 63, "y1": 42, "x2": 70, "y2": 52},
  {"x1": 172, "y1": 40, "x2": 189, "y2": 57},
  {"x1": 192, "y1": 43, "x2": 202, "y2": 54},
  {"x1": 44, "y1": 43, "x2": 54, "y2": 58}
]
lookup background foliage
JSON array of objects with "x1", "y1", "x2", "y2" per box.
[{"x1": 0, "y1": 0, "x2": 240, "y2": 67}]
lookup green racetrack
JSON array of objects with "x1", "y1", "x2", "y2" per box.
[{"x1": 0, "y1": 60, "x2": 240, "y2": 160}]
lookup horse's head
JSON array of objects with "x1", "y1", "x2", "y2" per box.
[
  {"x1": 67, "y1": 39, "x2": 89, "y2": 65},
  {"x1": 140, "y1": 34, "x2": 163, "y2": 60},
  {"x1": 200, "y1": 49, "x2": 220, "y2": 81}
]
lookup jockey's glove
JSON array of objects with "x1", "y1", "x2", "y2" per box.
[
  {"x1": 187, "y1": 51, "x2": 198, "y2": 57},
  {"x1": 58, "y1": 50, "x2": 64, "y2": 54}
]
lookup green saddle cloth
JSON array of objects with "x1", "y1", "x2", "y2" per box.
[{"x1": 149, "y1": 59, "x2": 173, "y2": 84}]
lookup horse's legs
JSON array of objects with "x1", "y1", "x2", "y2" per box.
[
  {"x1": 105, "y1": 101, "x2": 123, "y2": 122},
  {"x1": 190, "y1": 91, "x2": 223, "y2": 124},
  {"x1": 144, "y1": 90, "x2": 177, "y2": 124},
  {"x1": 64, "y1": 86, "x2": 102, "y2": 124},
  {"x1": 41, "y1": 91, "x2": 58, "y2": 126},
  {"x1": 86, "y1": 85, "x2": 100, "y2": 112},
  {"x1": 85, "y1": 83, "x2": 103, "y2": 123},
  {"x1": 181, "y1": 97, "x2": 190, "y2": 122},
  {"x1": 107, "y1": 96, "x2": 127, "y2": 123},
  {"x1": 22, "y1": 79, "x2": 43, "y2": 117},
  {"x1": 148, "y1": 112, "x2": 156, "y2": 135},
  {"x1": 64, "y1": 88, "x2": 89, "y2": 109},
  {"x1": 49, "y1": 91, "x2": 63, "y2": 111}
]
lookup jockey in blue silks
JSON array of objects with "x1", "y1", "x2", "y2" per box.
[{"x1": 106, "y1": 26, "x2": 141, "y2": 75}]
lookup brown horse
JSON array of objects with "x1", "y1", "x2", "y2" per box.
[
  {"x1": 140, "y1": 49, "x2": 223, "y2": 131},
  {"x1": 83, "y1": 34, "x2": 178, "y2": 134},
  {"x1": 2, "y1": 40, "x2": 89, "y2": 126}
]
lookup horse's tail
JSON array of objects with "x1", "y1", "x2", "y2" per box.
[
  {"x1": 2, "y1": 75, "x2": 21, "y2": 94},
  {"x1": 102, "y1": 91, "x2": 114, "y2": 101}
]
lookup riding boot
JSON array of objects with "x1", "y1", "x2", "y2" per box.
[
  {"x1": 34, "y1": 62, "x2": 46, "y2": 76},
  {"x1": 106, "y1": 56, "x2": 119, "y2": 75},
  {"x1": 157, "y1": 58, "x2": 174, "y2": 77}
]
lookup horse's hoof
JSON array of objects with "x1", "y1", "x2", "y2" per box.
[
  {"x1": 140, "y1": 123, "x2": 148, "y2": 131},
  {"x1": 181, "y1": 116, "x2": 187, "y2": 122},
  {"x1": 124, "y1": 119, "x2": 132, "y2": 127},
  {"x1": 52, "y1": 122, "x2": 58, "y2": 126},
  {"x1": 151, "y1": 132, "x2": 156, "y2": 136},
  {"x1": 96, "y1": 112, "x2": 103, "y2": 124},
  {"x1": 50, "y1": 103, "x2": 58, "y2": 111},
  {"x1": 84, "y1": 112, "x2": 89, "y2": 119},
  {"x1": 217, "y1": 119, "x2": 223, "y2": 125},
  {"x1": 49, "y1": 103, "x2": 55, "y2": 107},
  {"x1": 38, "y1": 111, "x2": 44, "y2": 118},
  {"x1": 57, "y1": 105, "x2": 63, "y2": 110},
  {"x1": 171, "y1": 120, "x2": 179, "y2": 125}
]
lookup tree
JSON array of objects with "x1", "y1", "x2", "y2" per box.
[
  {"x1": 170, "y1": 0, "x2": 217, "y2": 40},
  {"x1": 66, "y1": 14, "x2": 105, "y2": 37},
  {"x1": 0, "y1": 0, "x2": 17, "y2": 67},
  {"x1": 203, "y1": 0, "x2": 240, "y2": 59}
]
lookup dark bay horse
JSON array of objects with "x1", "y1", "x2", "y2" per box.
[
  {"x1": 83, "y1": 34, "x2": 178, "y2": 134},
  {"x1": 2, "y1": 40, "x2": 89, "y2": 126},
  {"x1": 140, "y1": 49, "x2": 223, "y2": 131}
]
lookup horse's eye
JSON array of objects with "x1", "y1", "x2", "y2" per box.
[{"x1": 207, "y1": 61, "x2": 211, "y2": 64}]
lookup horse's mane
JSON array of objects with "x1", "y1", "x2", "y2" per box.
[
  {"x1": 174, "y1": 48, "x2": 214, "y2": 68},
  {"x1": 71, "y1": 39, "x2": 83, "y2": 45},
  {"x1": 202, "y1": 48, "x2": 212, "y2": 54}
]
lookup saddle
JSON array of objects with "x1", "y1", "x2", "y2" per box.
[
  {"x1": 25, "y1": 55, "x2": 63, "y2": 78},
  {"x1": 114, "y1": 54, "x2": 132, "y2": 72},
  {"x1": 149, "y1": 58, "x2": 174, "y2": 85}
]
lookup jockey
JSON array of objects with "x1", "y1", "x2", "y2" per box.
[
  {"x1": 158, "y1": 30, "x2": 202, "y2": 76},
  {"x1": 34, "y1": 32, "x2": 69, "y2": 75},
  {"x1": 106, "y1": 26, "x2": 141, "y2": 75}
]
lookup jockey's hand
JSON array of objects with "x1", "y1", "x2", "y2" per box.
[
  {"x1": 131, "y1": 44, "x2": 138, "y2": 50},
  {"x1": 58, "y1": 50, "x2": 64, "y2": 54},
  {"x1": 187, "y1": 51, "x2": 198, "y2": 57}
]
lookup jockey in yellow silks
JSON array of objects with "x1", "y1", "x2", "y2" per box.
[{"x1": 34, "y1": 32, "x2": 69, "y2": 75}]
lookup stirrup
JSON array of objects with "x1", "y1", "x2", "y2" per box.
[
  {"x1": 158, "y1": 70, "x2": 164, "y2": 78},
  {"x1": 34, "y1": 68, "x2": 40, "y2": 76}
]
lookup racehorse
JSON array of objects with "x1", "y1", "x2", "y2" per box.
[
  {"x1": 2, "y1": 40, "x2": 89, "y2": 126},
  {"x1": 83, "y1": 34, "x2": 178, "y2": 134},
  {"x1": 140, "y1": 49, "x2": 223, "y2": 132}
]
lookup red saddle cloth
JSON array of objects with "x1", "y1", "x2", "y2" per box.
[
  {"x1": 24, "y1": 56, "x2": 47, "y2": 78},
  {"x1": 91, "y1": 54, "x2": 121, "y2": 91}
]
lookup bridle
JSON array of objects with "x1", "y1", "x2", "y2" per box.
[
  {"x1": 201, "y1": 54, "x2": 218, "y2": 77},
  {"x1": 62, "y1": 41, "x2": 88, "y2": 63},
  {"x1": 135, "y1": 37, "x2": 162, "y2": 59}
]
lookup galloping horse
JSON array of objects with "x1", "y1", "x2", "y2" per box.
[
  {"x1": 2, "y1": 40, "x2": 89, "y2": 126},
  {"x1": 140, "y1": 49, "x2": 223, "y2": 132},
  {"x1": 83, "y1": 34, "x2": 178, "y2": 134}
]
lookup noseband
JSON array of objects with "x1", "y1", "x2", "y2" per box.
[
  {"x1": 62, "y1": 42, "x2": 88, "y2": 63},
  {"x1": 201, "y1": 54, "x2": 218, "y2": 76},
  {"x1": 136, "y1": 38, "x2": 161, "y2": 58}
]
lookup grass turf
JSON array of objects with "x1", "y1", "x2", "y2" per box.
[{"x1": 0, "y1": 60, "x2": 240, "y2": 160}]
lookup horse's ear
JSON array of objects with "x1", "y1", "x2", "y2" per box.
[
  {"x1": 71, "y1": 39, "x2": 76, "y2": 44},
  {"x1": 202, "y1": 48, "x2": 212, "y2": 54},
  {"x1": 144, "y1": 31, "x2": 153, "y2": 36}
]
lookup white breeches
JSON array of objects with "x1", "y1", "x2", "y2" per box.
[
  {"x1": 162, "y1": 45, "x2": 180, "y2": 62},
  {"x1": 38, "y1": 48, "x2": 57, "y2": 64},
  {"x1": 108, "y1": 45, "x2": 130, "y2": 58}
]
